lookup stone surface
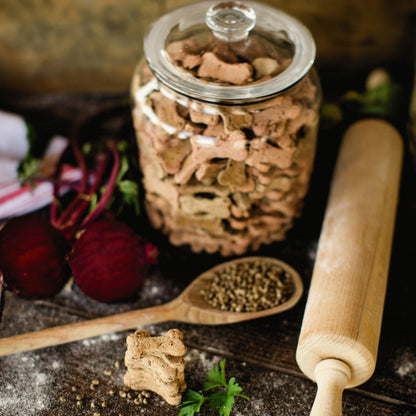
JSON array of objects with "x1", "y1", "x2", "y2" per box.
[
  {"x1": 0, "y1": 0, "x2": 162, "y2": 94},
  {"x1": 0, "y1": 0, "x2": 414, "y2": 94}
]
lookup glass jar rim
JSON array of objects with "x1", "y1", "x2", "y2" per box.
[{"x1": 144, "y1": 0, "x2": 316, "y2": 104}]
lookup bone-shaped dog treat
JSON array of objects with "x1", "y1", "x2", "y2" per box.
[
  {"x1": 252, "y1": 57, "x2": 280, "y2": 78},
  {"x1": 191, "y1": 130, "x2": 248, "y2": 163},
  {"x1": 150, "y1": 91, "x2": 186, "y2": 131},
  {"x1": 124, "y1": 329, "x2": 187, "y2": 406},
  {"x1": 169, "y1": 227, "x2": 252, "y2": 256},
  {"x1": 251, "y1": 97, "x2": 302, "y2": 137},
  {"x1": 286, "y1": 109, "x2": 317, "y2": 136},
  {"x1": 155, "y1": 138, "x2": 191, "y2": 175},
  {"x1": 246, "y1": 138, "x2": 295, "y2": 170},
  {"x1": 203, "y1": 122, "x2": 228, "y2": 140},
  {"x1": 190, "y1": 108, "x2": 220, "y2": 126},
  {"x1": 179, "y1": 193, "x2": 231, "y2": 218},
  {"x1": 198, "y1": 52, "x2": 253, "y2": 84},
  {"x1": 268, "y1": 133, "x2": 296, "y2": 149},
  {"x1": 217, "y1": 160, "x2": 255, "y2": 192},
  {"x1": 166, "y1": 38, "x2": 202, "y2": 69},
  {"x1": 174, "y1": 211, "x2": 225, "y2": 235},
  {"x1": 173, "y1": 154, "x2": 200, "y2": 185},
  {"x1": 195, "y1": 160, "x2": 227, "y2": 184},
  {"x1": 219, "y1": 109, "x2": 253, "y2": 134}
]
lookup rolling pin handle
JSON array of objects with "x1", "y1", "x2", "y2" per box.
[{"x1": 310, "y1": 359, "x2": 351, "y2": 416}]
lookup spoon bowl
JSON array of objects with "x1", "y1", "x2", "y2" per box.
[
  {"x1": 176, "y1": 256, "x2": 303, "y2": 325},
  {"x1": 0, "y1": 256, "x2": 303, "y2": 356}
]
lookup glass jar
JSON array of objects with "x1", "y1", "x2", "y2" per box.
[{"x1": 131, "y1": 1, "x2": 321, "y2": 256}]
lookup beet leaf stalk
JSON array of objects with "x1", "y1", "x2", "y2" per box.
[{"x1": 50, "y1": 135, "x2": 121, "y2": 242}]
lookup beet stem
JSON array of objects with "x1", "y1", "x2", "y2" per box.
[
  {"x1": 48, "y1": 130, "x2": 121, "y2": 241},
  {"x1": 70, "y1": 134, "x2": 89, "y2": 193},
  {"x1": 58, "y1": 153, "x2": 110, "y2": 240},
  {"x1": 80, "y1": 146, "x2": 120, "y2": 229}
]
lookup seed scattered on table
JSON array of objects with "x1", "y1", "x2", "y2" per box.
[
  {"x1": 56, "y1": 357, "x2": 154, "y2": 412},
  {"x1": 201, "y1": 259, "x2": 295, "y2": 312},
  {"x1": 133, "y1": 396, "x2": 143, "y2": 404}
]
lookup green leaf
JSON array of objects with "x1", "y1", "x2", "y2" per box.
[
  {"x1": 227, "y1": 377, "x2": 250, "y2": 400},
  {"x1": 117, "y1": 179, "x2": 140, "y2": 215},
  {"x1": 17, "y1": 122, "x2": 48, "y2": 185},
  {"x1": 178, "y1": 404, "x2": 199, "y2": 416},
  {"x1": 118, "y1": 179, "x2": 139, "y2": 196},
  {"x1": 204, "y1": 358, "x2": 227, "y2": 391},
  {"x1": 178, "y1": 390, "x2": 206, "y2": 416},
  {"x1": 116, "y1": 152, "x2": 130, "y2": 182},
  {"x1": 179, "y1": 358, "x2": 249, "y2": 416},
  {"x1": 18, "y1": 157, "x2": 40, "y2": 186},
  {"x1": 208, "y1": 391, "x2": 235, "y2": 416},
  {"x1": 226, "y1": 377, "x2": 242, "y2": 396}
]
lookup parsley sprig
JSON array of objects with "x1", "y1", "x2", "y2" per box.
[{"x1": 178, "y1": 359, "x2": 249, "y2": 416}]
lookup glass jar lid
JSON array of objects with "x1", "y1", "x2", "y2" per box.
[{"x1": 144, "y1": 1, "x2": 316, "y2": 104}]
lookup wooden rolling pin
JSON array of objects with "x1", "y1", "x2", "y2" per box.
[{"x1": 296, "y1": 119, "x2": 403, "y2": 415}]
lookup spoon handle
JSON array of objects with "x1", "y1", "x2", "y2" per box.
[{"x1": 0, "y1": 301, "x2": 177, "y2": 356}]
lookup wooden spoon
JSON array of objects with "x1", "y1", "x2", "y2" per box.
[{"x1": 0, "y1": 256, "x2": 303, "y2": 356}]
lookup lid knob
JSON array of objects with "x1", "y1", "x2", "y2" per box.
[{"x1": 206, "y1": 2, "x2": 256, "y2": 42}]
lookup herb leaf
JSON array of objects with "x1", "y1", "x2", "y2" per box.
[
  {"x1": 208, "y1": 391, "x2": 234, "y2": 416},
  {"x1": 178, "y1": 390, "x2": 207, "y2": 416},
  {"x1": 179, "y1": 358, "x2": 249, "y2": 416},
  {"x1": 204, "y1": 358, "x2": 227, "y2": 390},
  {"x1": 227, "y1": 377, "x2": 250, "y2": 400}
]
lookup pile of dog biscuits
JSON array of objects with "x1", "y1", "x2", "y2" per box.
[
  {"x1": 132, "y1": 35, "x2": 319, "y2": 255},
  {"x1": 124, "y1": 329, "x2": 187, "y2": 406}
]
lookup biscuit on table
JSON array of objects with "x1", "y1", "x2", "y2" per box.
[{"x1": 124, "y1": 329, "x2": 187, "y2": 406}]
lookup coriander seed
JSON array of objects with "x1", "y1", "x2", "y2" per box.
[{"x1": 202, "y1": 259, "x2": 295, "y2": 312}]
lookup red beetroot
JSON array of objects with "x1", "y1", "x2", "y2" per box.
[
  {"x1": 0, "y1": 214, "x2": 71, "y2": 299},
  {"x1": 68, "y1": 218, "x2": 158, "y2": 303}
]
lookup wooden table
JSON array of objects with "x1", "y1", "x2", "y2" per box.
[{"x1": 0, "y1": 94, "x2": 415, "y2": 416}]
